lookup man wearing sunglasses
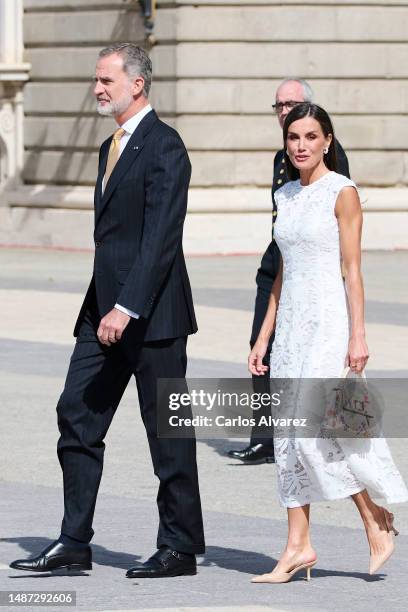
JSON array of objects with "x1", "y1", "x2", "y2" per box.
[{"x1": 228, "y1": 79, "x2": 350, "y2": 465}]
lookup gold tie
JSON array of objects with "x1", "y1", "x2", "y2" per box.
[{"x1": 104, "y1": 127, "x2": 126, "y2": 186}]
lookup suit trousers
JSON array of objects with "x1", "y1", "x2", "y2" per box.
[
  {"x1": 249, "y1": 285, "x2": 275, "y2": 450},
  {"x1": 56, "y1": 296, "x2": 205, "y2": 554}
]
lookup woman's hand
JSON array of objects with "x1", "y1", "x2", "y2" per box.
[
  {"x1": 248, "y1": 339, "x2": 269, "y2": 376},
  {"x1": 347, "y1": 334, "x2": 369, "y2": 374}
]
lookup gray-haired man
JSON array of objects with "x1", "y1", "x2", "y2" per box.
[{"x1": 11, "y1": 44, "x2": 204, "y2": 578}]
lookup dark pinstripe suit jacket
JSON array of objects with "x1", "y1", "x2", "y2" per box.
[{"x1": 74, "y1": 110, "x2": 198, "y2": 342}]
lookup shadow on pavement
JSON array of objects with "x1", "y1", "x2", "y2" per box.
[
  {"x1": 3, "y1": 536, "x2": 142, "y2": 572},
  {"x1": 201, "y1": 545, "x2": 384, "y2": 582},
  {"x1": 3, "y1": 539, "x2": 388, "y2": 583}
]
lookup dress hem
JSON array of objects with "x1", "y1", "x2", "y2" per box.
[{"x1": 279, "y1": 486, "x2": 408, "y2": 508}]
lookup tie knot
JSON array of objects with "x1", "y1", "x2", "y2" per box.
[{"x1": 113, "y1": 128, "x2": 126, "y2": 141}]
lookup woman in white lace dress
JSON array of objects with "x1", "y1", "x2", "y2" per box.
[{"x1": 248, "y1": 103, "x2": 408, "y2": 583}]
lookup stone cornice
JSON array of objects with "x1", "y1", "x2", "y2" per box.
[
  {"x1": 6, "y1": 185, "x2": 408, "y2": 213},
  {"x1": 0, "y1": 63, "x2": 31, "y2": 82}
]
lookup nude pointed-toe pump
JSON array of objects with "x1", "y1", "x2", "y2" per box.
[
  {"x1": 369, "y1": 508, "x2": 399, "y2": 575},
  {"x1": 251, "y1": 559, "x2": 317, "y2": 584}
]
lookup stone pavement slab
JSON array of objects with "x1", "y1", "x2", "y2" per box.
[
  {"x1": 1, "y1": 481, "x2": 407, "y2": 612},
  {"x1": 1, "y1": 248, "x2": 408, "y2": 611}
]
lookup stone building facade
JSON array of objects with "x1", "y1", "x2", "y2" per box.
[{"x1": 0, "y1": 0, "x2": 407, "y2": 251}]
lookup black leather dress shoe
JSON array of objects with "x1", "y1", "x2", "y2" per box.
[
  {"x1": 227, "y1": 444, "x2": 275, "y2": 464},
  {"x1": 9, "y1": 540, "x2": 92, "y2": 573},
  {"x1": 126, "y1": 546, "x2": 196, "y2": 578}
]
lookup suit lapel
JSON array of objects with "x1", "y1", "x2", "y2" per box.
[
  {"x1": 95, "y1": 110, "x2": 158, "y2": 226},
  {"x1": 94, "y1": 141, "x2": 109, "y2": 215}
]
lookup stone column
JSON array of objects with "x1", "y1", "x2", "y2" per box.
[{"x1": 0, "y1": 0, "x2": 30, "y2": 193}]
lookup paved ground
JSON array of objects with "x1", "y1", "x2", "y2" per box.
[{"x1": 0, "y1": 248, "x2": 408, "y2": 612}]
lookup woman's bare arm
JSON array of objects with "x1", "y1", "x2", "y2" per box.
[
  {"x1": 248, "y1": 256, "x2": 283, "y2": 375},
  {"x1": 336, "y1": 186, "x2": 369, "y2": 373}
]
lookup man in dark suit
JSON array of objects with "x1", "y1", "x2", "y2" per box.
[
  {"x1": 11, "y1": 44, "x2": 204, "y2": 578},
  {"x1": 228, "y1": 79, "x2": 350, "y2": 464}
]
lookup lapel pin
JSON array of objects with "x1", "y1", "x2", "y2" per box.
[{"x1": 133, "y1": 146, "x2": 139, "y2": 150}]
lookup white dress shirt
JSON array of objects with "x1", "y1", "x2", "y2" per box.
[{"x1": 109, "y1": 104, "x2": 153, "y2": 320}]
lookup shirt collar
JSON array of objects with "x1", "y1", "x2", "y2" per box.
[{"x1": 120, "y1": 104, "x2": 153, "y2": 136}]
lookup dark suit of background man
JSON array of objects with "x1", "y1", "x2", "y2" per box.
[
  {"x1": 11, "y1": 43, "x2": 204, "y2": 579},
  {"x1": 228, "y1": 79, "x2": 350, "y2": 464}
]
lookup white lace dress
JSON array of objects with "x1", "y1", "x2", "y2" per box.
[{"x1": 271, "y1": 171, "x2": 408, "y2": 508}]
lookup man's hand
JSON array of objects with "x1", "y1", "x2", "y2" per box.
[{"x1": 97, "y1": 308, "x2": 131, "y2": 346}]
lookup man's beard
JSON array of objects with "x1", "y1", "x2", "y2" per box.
[{"x1": 97, "y1": 91, "x2": 133, "y2": 117}]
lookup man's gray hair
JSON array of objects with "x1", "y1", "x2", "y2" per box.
[
  {"x1": 99, "y1": 43, "x2": 152, "y2": 97},
  {"x1": 280, "y1": 78, "x2": 314, "y2": 102}
]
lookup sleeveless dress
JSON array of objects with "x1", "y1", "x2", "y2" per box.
[{"x1": 271, "y1": 171, "x2": 408, "y2": 508}]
